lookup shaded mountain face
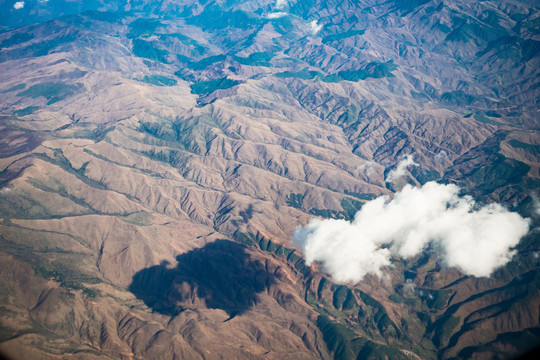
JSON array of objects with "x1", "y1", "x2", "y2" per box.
[{"x1": 0, "y1": 0, "x2": 538, "y2": 359}]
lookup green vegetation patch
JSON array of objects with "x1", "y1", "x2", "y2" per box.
[
  {"x1": 176, "y1": 50, "x2": 274, "y2": 72},
  {"x1": 508, "y1": 139, "x2": 540, "y2": 156},
  {"x1": 473, "y1": 113, "x2": 500, "y2": 125},
  {"x1": 84, "y1": 10, "x2": 126, "y2": 23},
  {"x1": 187, "y1": 8, "x2": 257, "y2": 30},
  {"x1": 271, "y1": 16, "x2": 294, "y2": 35},
  {"x1": 232, "y1": 231, "x2": 311, "y2": 278},
  {"x1": 1, "y1": 83, "x2": 26, "y2": 93},
  {"x1": 138, "y1": 121, "x2": 182, "y2": 142},
  {"x1": 233, "y1": 51, "x2": 275, "y2": 67},
  {"x1": 391, "y1": 0, "x2": 431, "y2": 15},
  {"x1": 176, "y1": 54, "x2": 192, "y2": 64},
  {"x1": 433, "y1": 315, "x2": 460, "y2": 347},
  {"x1": 440, "y1": 91, "x2": 481, "y2": 106},
  {"x1": 38, "y1": 256, "x2": 102, "y2": 286},
  {"x1": 275, "y1": 70, "x2": 323, "y2": 80},
  {"x1": 322, "y1": 29, "x2": 365, "y2": 44},
  {"x1": 330, "y1": 61, "x2": 398, "y2": 82},
  {"x1": 340, "y1": 198, "x2": 363, "y2": 220},
  {"x1": 470, "y1": 154, "x2": 530, "y2": 193},
  {"x1": 190, "y1": 77, "x2": 241, "y2": 95},
  {"x1": 118, "y1": 211, "x2": 153, "y2": 226},
  {"x1": 357, "y1": 340, "x2": 411, "y2": 360},
  {"x1": 316, "y1": 314, "x2": 408, "y2": 360},
  {"x1": 344, "y1": 190, "x2": 377, "y2": 201},
  {"x1": 127, "y1": 18, "x2": 163, "y2": 39},
  {"x1": 521, "y1": 38, "x2": 540, "y2": 62},
  {"x1": 233, "y1": 231, "x2": 256, "y2": 246},
  {"x1": 286, "y1": 193, "x2": 304, "y2": 209},
  {"x1": 0, "y1": 235, "x2": 102, "y2": 301},
  {"x1": 309, "y1": 208, "x2": 341, "y2": 219},
  {"x1": 289, "y1": 0, "x2": 318, "y2": 17},
  {"x1": 0, "y1": 34, "x2": 76, "y2": 62},
  {"x1": 32, "y1": 150, "x2": 108, "y2": 191},
  {"x1": 0, "y1": 188, "x2": 52, "y2": 219},
  {"x1": 132, "y1": 39, "x2": 170, "y2": 63},
  {"x1": 60, "y1": 281, "x2": 101, "y2": 298},
  {"x1": 140, "y1": 75, "x2": 177, "y2": 86},
  {"x1": 186, "y1": 54, "x2": 227, "y2": 71},
  {"x1": 26, "y1": 177, "x2": 93, "y2": 213},
  {"x1": 317, "y1": 277, "x2": 328, "y2": 299},
  {"x1": 485, "y1": 110, "x2": 502, "y2": 118},
  {"x1": 333, "y1": 285, "x2": 356, "y2": 310},
  {"x1": 141, "y1": 149, "x2": 184, "y2": 168},
  {"x1": 422, "y1": 289, "x2": 453, "y2": 310},
  {"x1": 0, "y1": 32, "x2": 34, "y2": 48},
  {"x1": 316, "y1": 315, "x2": 363, "y2": 360},
  {"x1": 275, "y1": 61, "x2": 397, "y2": 82},
  {"x1": 411, "y1": 167, "x2": 441, "y2": 185},
  {"x1": 357, "y1": 290, "x2": 401, "y2": 338},
  {"x1": 16, "y1": 82, "x2": 83, "y2": 105},
  {"x1": 293, "y1": 258, "x2": 310, "y2": 277},
  {"x1": 165, "y1": 33, "x2": 205, "y2": 49},
  {"x1": 446, "y1": 19, "x2": 506, "y2": 44},
  {"x1": 458, "y1": 328, "x2": 540, "y2": 359},
  {"x1": 309, "y1": 198, "x2": 363, "y2": 221}
]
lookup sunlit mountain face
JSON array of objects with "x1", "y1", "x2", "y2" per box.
[{"x1": 0, "y1": 0, "x2": 538, "y2": 359}]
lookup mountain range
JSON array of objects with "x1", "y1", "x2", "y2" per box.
[{"x1": 0, "y1": 0, "x2": 539, "y2": 359}]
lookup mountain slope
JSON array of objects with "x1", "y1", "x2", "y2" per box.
[{"x1": 0, "y1": 1, "x2": 539, "y2": 359}]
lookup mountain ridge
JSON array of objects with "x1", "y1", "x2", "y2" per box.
[{"x1": 0, "y1": 0, "x2": 539, "y2": 359}]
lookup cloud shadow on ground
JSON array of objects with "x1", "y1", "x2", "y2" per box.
[{"x1": 129, "y1": 239, "x2": 276, "y2": 318}]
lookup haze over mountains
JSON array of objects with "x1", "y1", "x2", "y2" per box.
[{"x1": 0, "y1": 0, "x2": 539, "y2": 359}]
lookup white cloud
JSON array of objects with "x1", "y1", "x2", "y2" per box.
[
  {"x1": 403, "y1": 279, "x2": 416, "y2": 294},
  {"x1": 309, "y1": 20, "x2": 323, "y2": 34},
  {"x1": 357, "y1": 160, "x2": 379, "y2": 177},
  {"x1": 294, "y1": 182, "x2": 530, "y2": 283},
  {"x1": 385, "y1": 154, "x2": 418, "y2": 183},
  {"x1": 434, "y1": 150, "x2": 449, "y2": 163},
  {"x1": 532, "y1": 194, "x2": 540, "y2": 217},
  {"x1": 267, "y1": 12, "x2": 288, "y2": 19},
  {"x1": 13, "y1": 1, "x2": 24, "y2": 9},
  {"x1": 276, "y1": 0, "x2": 288, "y2": 10}
]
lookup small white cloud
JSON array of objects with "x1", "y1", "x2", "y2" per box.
[
  {"x1": 13, "y1": 1, "x2": 24, "y2": 9},
  {"x1": 434, "y1": 150, "x2": 449, "y2": 163},
  {"x1": 294, "y1": 181, "x2": 530, "y2": 283},
  {"x1": 403, "y1": 279, "x2": 416, "y2": 294},
  {"x1": 357, "y1": 160, "x2": 380, "y2": 178},
  {"x1": 267, "y1": 12, "x2": 288, "y2": 19},
  {"x1": 532, "y1": 194, "x2": 540, "y2": 217},
  {"x1": 309, "y1": 20, "x2": 323, "y2": 34},
  {"x1": 276, "y1": 0, "x2": 288, "y2": 10},
  {"x1": 385, "y1": 155, "x2": 418, "y2": 183}
]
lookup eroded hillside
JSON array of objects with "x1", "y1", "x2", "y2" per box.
[{"x1": 0, "y1": 1, "x2": 539, "y2": 359}]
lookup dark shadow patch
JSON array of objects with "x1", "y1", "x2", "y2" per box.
[
  {"x1": 0, "y1": 117, "x2": 41, "y2": 159},
  {"x1": 239, "y1": 203, "x2": 254, "y2": 223},
  {"x1": 0, "y1": 350, "x2": 14, "y2": 360},
  {"x1": 128, "y1": 239, "x2": 276, "y2": 317}
]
